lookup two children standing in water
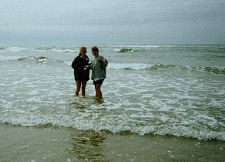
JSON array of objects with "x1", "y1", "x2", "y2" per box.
[{"x1": 71, "y1": 46, "x2": 108, "y2": 99}]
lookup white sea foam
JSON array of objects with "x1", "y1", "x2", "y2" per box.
[
  {"x1": 5, "y1": 47, "x2": 29, "y2": 52},
  {"x1": 1, "y1": 45, "x2": 225, "y2": 141},
  {"x1": 111, "y1": 45, "x2": 161, "y2": 48},
  {"x1": 109, "y1": 63, "x2": 149, "y2": 70},
  {"x1": 51, "y1": 48, "x2": 77, "y2": 53},
  {"x1": 1, "y1": 71, "x2": 224, "y2": 141},
  {"x1": 1, "y1": 109, "x2": 224, "y2": 141},
  {"x1": 1, "y1": 46, "x2": 78, "y2": 53},
  {"x1": 0, "y1": 55, "x2": 22, "y2": 61}
]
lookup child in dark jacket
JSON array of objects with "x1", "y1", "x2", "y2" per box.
[{"x1": 71, "y1": 47, "x2": 90, "y2": 97}]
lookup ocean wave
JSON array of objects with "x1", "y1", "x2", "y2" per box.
[
  {"x1": 109, "y1": 63, "x2": 190, "y2": 71},
  {"x1": 109, "y1": 63, "x2": 149, "y2": 70},
  {"x1": 109, "y1": 63, "x2": 225, "y2": 74},
  {"x1": 111, "y1": 45, "x2": 161, "y2": 48},
  {"x1": 17, "y1": 56, "x2": 48, "y2": 63},
  {"x1": 0, "y1": 55, "x2": 73, "y2": 65},
  {"x1": 1, "y1": 97, "x2": 224, "y2": 141},
  {"x1": 0, "y1": 47, "x2": 6, "y2": 51},
  {"x1": 0, "y1": 46, "x2": 78, "y2": 53},
  {"x1": 112, "y1": 45, "x2": 225, "y2": 54},
  {"x1": 33, "y1": 47, "x2": 77, "y2": 53},
  {"x1": 203, "y1": 66, "x2": 225, "y2": 74},
  {"x1": 51, "y1": 48, "x2": 76, "y2": 53},
  {"x1": 107, "y1": 63, "x2": 177, "y2": 70},
  {"x1": 0, "y1": 55, "x2": 20, "y2": 61},
  {"x1": 115, "y1": 48, "x2": 135, "y2": 53},
  {"x1": 0, "y1": 55, "x2": 49, "y2": 63},
  {"x1": 1, "y1": 119, "x2": 224, "y2": 141},
  {"x1": 1, "y1": 55, "x2": 224, "y2": 74},
  {"x1": 3, "y1": 47, "x2": 29, "y2": 52},
  {"x1": 114, "y1": 48, "x2": 145, "y2": 53}
]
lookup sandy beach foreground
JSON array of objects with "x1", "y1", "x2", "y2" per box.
[{"x1": 0, "y1": 124, "x2": 224, "y2": 162}]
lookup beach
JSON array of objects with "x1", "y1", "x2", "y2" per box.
[
  {"x1": 1, "y1": 0, "x2": 225, "y2": 161},
  {"x1": 1, "y1": 124, "x2": 225, "y2": 162},
  {"x1": 0, "y1": 45, "x2": 225, "y2": 161}
]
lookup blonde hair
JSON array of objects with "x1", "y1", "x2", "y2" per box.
[{"x1": 79, "y1": 46, "x2": 87, "y2": 55}]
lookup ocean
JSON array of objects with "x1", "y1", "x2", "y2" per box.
[{"x1": 0, "y1": 44, "x2": 225, "y2": 141}]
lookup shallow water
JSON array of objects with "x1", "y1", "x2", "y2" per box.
[{"x1": 0, "y1": 45, "x2": 225, "y2": 140}]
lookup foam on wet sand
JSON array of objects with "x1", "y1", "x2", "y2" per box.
[{"x1": 0, "y1": 124, "x2": 224, "y2": 162}]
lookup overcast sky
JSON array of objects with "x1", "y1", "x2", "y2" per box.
[{"x1": 0, "y1": 0, "x2": 225, "y2": 45}]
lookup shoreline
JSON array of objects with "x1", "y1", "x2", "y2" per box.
[{"x1": 1, "y1": 124, "x2": 224, "y2": 162}]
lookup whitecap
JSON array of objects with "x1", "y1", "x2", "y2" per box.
[{"x1": 109, "y1": 63, "x2": 149, "y2": 70}]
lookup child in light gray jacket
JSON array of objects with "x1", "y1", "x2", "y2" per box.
[{"x1": 89, "y1": 46, "x2": 108, "y2": 99}]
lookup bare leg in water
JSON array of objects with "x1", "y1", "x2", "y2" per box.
[
  {"x1": 81, "y1": 80, "x2": 87, "y2": 97},
  {"x1": 75, "y1": 80, "x2": 81, "y2": 96},
  {"x1": 95, "y1": 84, "x2": 102, "y2": 99}
]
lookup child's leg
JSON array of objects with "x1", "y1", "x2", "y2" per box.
[
  {"x1": 81, "y1": 80, "x2": 87, "y2": 97},
  {"x1": 76, "y1": 80, "x2": 81, "y2": 96}
]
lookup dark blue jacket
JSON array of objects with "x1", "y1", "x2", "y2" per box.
[{"x1": 72, "y1": 55, "x2": 90, "y2": 81}]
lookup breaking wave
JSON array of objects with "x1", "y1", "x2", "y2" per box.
[
  {"x1": 112, "y1": 45, "x2": 225, "y2": 54},
  {"x1": 17, "y1": 56, "x2": 48, "y2": 63},
  {"x1": 203, "y1": 66, "x2": 225, "y2": 74},
  {"x1": 1, "y1": 114, "x2": 225, "y2": 141},
  {"x1": 1, "y1": 55, "x2": 224, "y2": 75},
  {"x1": 113, "y1": 47, "x2": 146, "y2": 53},
  {"x1": 0, "y1": 46, "x2": 78, "y2": 53},
  {"x1": 109, "y1": 63, "x2": 225, "y2": 74},
  {"x1": 0, "y1": 55, "x2": 48, "y2": 63},
  {"x1": 1, "y1": 44, "x2": 225, "y2": 142}
]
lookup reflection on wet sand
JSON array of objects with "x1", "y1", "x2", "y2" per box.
[
  {"x1": 1, "y1": 125, "x2": 225, "y2": 161},
  {"x1": 71, "y1": 130, "x2": 108, "y2": 161}
]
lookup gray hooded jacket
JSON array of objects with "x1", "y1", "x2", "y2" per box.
[{"x1": 89, "y1": 55, "x2": 108, "y2": 81}]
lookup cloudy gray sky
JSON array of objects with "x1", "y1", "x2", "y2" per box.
[{"x1": 0, "y1": 0, "x2": 225, "y2": 45}]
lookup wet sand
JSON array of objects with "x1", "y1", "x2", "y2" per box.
[{"x1": 0, "y1": 124, "x2": 224, "y2": 162}]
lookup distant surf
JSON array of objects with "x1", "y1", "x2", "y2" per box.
[{"x1": 0, "y1": 46, "x2": 78, "y2": 53}]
